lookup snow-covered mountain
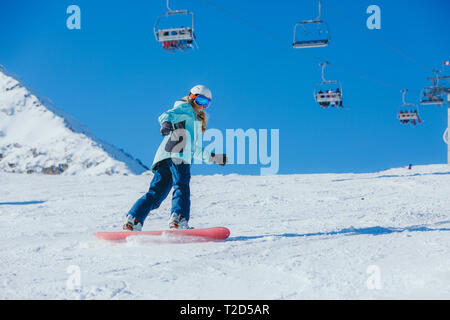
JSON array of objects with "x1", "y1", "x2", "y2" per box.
[{"x1": 0, "y1": 65, "x2": 149, "y2": 175}]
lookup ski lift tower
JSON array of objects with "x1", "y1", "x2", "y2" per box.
[
  {"x1": 421, "y1": 63, "x2": 450, "y2": 164},
  {"x1": 445, "y1": 62, "x2": 450, "y2": 164},
  {"x1": 445, "y1": 85, "x2": 450, "y2": 164}
]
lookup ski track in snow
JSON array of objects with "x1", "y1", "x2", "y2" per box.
[{"x1": 1, "y1": 164, "x2": 450, "y2": 299}]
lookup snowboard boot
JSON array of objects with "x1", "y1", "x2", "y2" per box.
[
  {"x1": 168, "y1": 213, "x2": 193, "y2": 230},
  {"x1": 123, "y1": 215, "x2": 143, "y2": 231}
]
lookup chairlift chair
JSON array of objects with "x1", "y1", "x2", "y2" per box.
[
  {"x1": 397, "y1": 89, "x2": 421, "y2": 126},
  {"x1": 314, "y1": 62, "x2": 343, "y2": 108},
  {"x1": 154, "y1": 0, "x2": 197, "y2": 52},
  {"x1": 420, "y1": 86, "x2": 444, "y2": 106},
  {"x1": 293, "y1": 0, "x2": 330, "y2": 49},
  {"x1": 420, "y1": 71, "x2": 444, "y2": 106}
]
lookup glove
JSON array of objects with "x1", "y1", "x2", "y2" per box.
[
  {"x1": 160, "y1": 121, "x2": 173, "y2": 136},
  {"x1": 209, "y1": 152, "x2": 228, "y2": 166}
]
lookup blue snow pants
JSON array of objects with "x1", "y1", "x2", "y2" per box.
[{"x1": 127, "y1": 158, "x2": 191, "y2": 224}]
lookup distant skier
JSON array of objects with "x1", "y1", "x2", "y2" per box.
[{"x1": 123, "y1": 85, "x2": 228, "y2": 231}]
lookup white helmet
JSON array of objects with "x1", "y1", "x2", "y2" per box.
[{"x1": 189, "y1": 85, "x2": 212, "y2": 100}]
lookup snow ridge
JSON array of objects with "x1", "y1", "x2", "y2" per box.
[{"x1": 0, "y1": 65, "x2": 149, "y2": 175}]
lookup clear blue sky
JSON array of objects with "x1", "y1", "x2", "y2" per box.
[{"x1": 1, "y1": 0, "x2": 449, "y2": 175}]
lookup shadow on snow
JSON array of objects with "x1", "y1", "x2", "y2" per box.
[
  {"x1": 0, "y1": 201, "x2": 46, "y2": 205},
  {"x1": 227, "y1": 224, "x2": 450, "y2": 242}
]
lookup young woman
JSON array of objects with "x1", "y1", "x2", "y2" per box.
[{"x1": 123, "y1": 85, "x2": 228, "y2": 231}]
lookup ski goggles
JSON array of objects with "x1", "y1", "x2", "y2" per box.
[{"x1": 190, "y1": 93, "x2": 211, "y2": 108}]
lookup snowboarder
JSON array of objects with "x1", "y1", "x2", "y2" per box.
[{"x1": 123, "y1": 85, "x2": 228, "y2": 231}]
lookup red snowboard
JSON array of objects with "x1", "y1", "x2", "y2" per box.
[{"x1": 94, "y1": 227, "x2": 230, "y2": 242}]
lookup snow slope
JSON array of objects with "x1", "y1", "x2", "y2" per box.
[
  {"x1": 0, "y1": 164, "x2": 449, "y2": 299},
  {"x1": 0, "y1": 65, "x2": 148, "y2": 175}
]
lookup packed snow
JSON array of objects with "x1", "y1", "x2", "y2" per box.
[
  {"x1": 1, "y1": 164, "x2": 449, "y2": 299},
  {"x1": 0, "y1": 65, "x2": 148, "y2": 175}
]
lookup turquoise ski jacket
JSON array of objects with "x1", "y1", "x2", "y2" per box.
[{"x1": 151, "y1": 100, "x2": 212, "y2": 171}]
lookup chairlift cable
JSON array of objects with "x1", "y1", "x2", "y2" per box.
[
  {"x1": 319, "y1": 1, "x2": 432, "y2": 73},
  {"x1": 330, "y1": 63, "x2": 402, "y2": 91},
  {"x1": 199, "y1": 0, "x2": 285, "y2": 45},
  {"x1": 199, "y1": 0, "x2": 403, "y2": 92}
]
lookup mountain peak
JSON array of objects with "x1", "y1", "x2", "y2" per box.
[{"x1": 0, "y1": 65, "x2": 149, "y2": 175}]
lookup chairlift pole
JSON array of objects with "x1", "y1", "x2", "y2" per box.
[
  {"x1": 435, "y1": 79, "x2": 450, "y2": 165},
  {"x1": 435, "y1": 75, "x2": 450, "y2": 165},
  {"x1": 316, "y1": 0, "x2": 322, "y2": 21},
  {"x1": 165, "y1": 0, "x2": 188, "y2": 15},
  {"x1": 424, "y1": 70, "x2": 450, "y2": 164},
  {"x1": 320, "y1": 61, "x2": 329, "y2": 82},
  {"x1": 446, "y1": 90, "x2": 450, "y2": 165},
  {"x1": 401, "y1": 88, "x2": 408, "y2": 105},
  {"x1": 436, "y1": 85, "x2": 450, "y2": 165}
]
